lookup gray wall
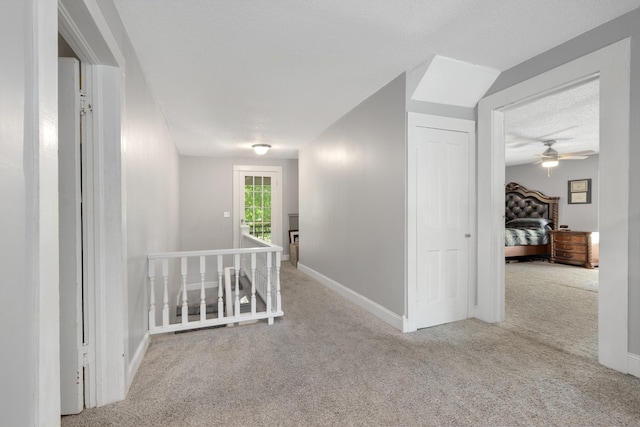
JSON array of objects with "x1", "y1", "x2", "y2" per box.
[
  {"x1": 96, "y1": 1, "x2": 182, "y2": 365},
  {"x1": 180, "y1": 156, "x2": 299, "y2": 254},
  {"x1": 299, "y1": 74, "x2": 406, "y2": 316},
  {"x1": 489, "y1": 8, "x2": 640, "y2": 354},
  {"x1": 506, "y1": 155, "x2": 599, "y2": 232}
]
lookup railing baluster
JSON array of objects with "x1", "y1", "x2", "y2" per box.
[
  {"x1": 275, "y1": 250, "x2": 282, "y2": 314},
  {"x1": 148, "y1": 259, "x2": 156, "y2": 330},
  {"x1": 266, "y1": 251, "x2": 273, "y2": 324},
  {"x1": 250, "y1": 253, "x2": 257, "y2": 315},
  {"x1": 181, "y1": 257, "x2": 188, "y2": 324},
  {"x1": 234, "y1": 254, "x2": 241, "y2": 318},
  {"x1": 217, "y1": 255, "x2": 224, "y2": 318},
  {"x1": 147, "y1": 239, "x2": 283, "y2": 335},
  {"x1": 162, "y1": 259, "x2": 169, "y2": 327},
  {"x1": 200, "y1": 256, "x2": 206, "y2": 322}
]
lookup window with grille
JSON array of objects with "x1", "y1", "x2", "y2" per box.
[{"x1": 244, "y1": 175, "x2": 272, "y2": 242}]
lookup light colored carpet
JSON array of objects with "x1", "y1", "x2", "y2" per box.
[
  {"x1": 503, "y1": 260, "x2": 598, "y2": 360},
  {"x1": 63, "y1": 262, "x2": 640, "y2": 426}
]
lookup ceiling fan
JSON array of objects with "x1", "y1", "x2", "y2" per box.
[{"x1": 533, "y1": 140, "x2": 595, "y2": 167}]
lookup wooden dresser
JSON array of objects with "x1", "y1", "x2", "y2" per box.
[{"x1": 549, "y1": 230, "x2": 599, "y2": 269}]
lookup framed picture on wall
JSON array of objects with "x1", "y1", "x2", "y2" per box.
[
  {"x1": 289, "y1": 230, "x2": 299, "y2": 244},
  {"x1": 568, "y1": 179, "x2": 591, "y2": 204}
]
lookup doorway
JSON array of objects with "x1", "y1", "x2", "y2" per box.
[
  {"x1": 233, "y1": 165, "x2": 283, "y2": 247},
  {"x1": 59, "y1": 0, "x2": 128, "y2": 407},
  {"x1": 501, "y1": 79, "x2": 600, "y2": 360},
  {"x1": 477, "y1": 39, "x2": 630, "y2": 373}
]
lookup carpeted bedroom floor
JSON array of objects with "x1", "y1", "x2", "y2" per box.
[
  {"x1": 504, "y1": 260, "x2": 599, "y2": 360},
  {"x1": 62, "y1": 261, "x2": 640, "y2": 426}
]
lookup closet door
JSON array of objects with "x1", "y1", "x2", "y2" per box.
[{"x1": 408, "y1": 113, "x2": 475, "y2": 329}]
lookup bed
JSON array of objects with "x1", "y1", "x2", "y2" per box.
[{"x1": 505, "y1": 182, "x2": 559, "y2": 259}]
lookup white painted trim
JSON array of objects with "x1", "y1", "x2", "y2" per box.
[
  {"x1": 126, "y1": 332, "x2": 150, "y2": 393},
  {"x1": 81, "y1": 0, "x2": 125, "y2": 67},
  {"x1": 282, "y1": 254, "x2": 290, "y2": 261},
  {"x1": 297, "y1": 263, "x2": 404, "y2": 331},
  {"x1": 58, "y1": 0, "x2": 125, "y2": 68},
  {"x1": 478, "y1": 39, "x2": 630, "y2": 373},
  {"x1": 80, "y1": 63, "x2": 97, "y2": 409},
  {"x1": 232, "y1": 165, "x2": 283, "y2": 248},
  {"x1": 58, "y1": 0, "x2": 130, "y2": 408},
  {"x1": 92, "y1": 65, "x2": 127, "y2": 405},
  {"x1": 406, "y1": 113, "x2": 476, "y2": 329},
  {"x1": 628, "y1": 353, "x2": 640, "y2": 379}
]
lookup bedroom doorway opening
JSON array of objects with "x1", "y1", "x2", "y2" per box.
[
  {"x1": 501, "y1": 78, "x2": 600, "y2": 360},
  {"x1": 477, "y1": 39, "x2": 630, "y2": 374}
]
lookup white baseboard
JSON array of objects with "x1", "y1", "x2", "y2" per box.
[
  {"x1": 628, "y1": 353, "x2": 640, "y2": 378},
  {"x1": 282, "y1": 254, "x2": 290, "y2": 261},
  {"x1": 127, "y1": 331, "x2": 150, "y2": 393},
  {"x1": 297, "y1": 263, "x2": 404, "y2": 331}
]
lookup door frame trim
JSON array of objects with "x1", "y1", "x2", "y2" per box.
[
  {"x1": 232, "y1": 165, "x2": 283, "y2": 248},
  {"x1": 406, "y1": 113, "x2": 477, "y2": 332},
  {"x1": 59, "y1": 0, "x2": 128, "y2": 407},
  {"x1": 477, "y1": 39, "x2": 630, "y2": 373}
]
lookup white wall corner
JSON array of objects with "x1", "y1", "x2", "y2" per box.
[
  {"x1": 628, "y1": 353, "x2": 640, "y2": 378},
  {"x1": 297, "y1": 263, "x2": 404, "y2": 331}
]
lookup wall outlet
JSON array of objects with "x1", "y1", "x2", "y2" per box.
[{"x1": 223, "y1": 212, "x2": 231, "y2": 218}]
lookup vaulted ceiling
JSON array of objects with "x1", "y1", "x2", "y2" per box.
[{"x1": 112, "y1": 1, "x2": 640, "y2": 159}]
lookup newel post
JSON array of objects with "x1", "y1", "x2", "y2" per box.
[{"x1": 240, "y1": 224, "x2": 250, "y2": 240}]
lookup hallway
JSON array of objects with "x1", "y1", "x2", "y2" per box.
[{"x1": 63, "y1": 263, "x2": 640, "y2": 426}]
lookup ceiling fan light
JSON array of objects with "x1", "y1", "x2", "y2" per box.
[
  {"x1": 541, "y1": 159, "x2": 559, "y2": 168},
  {"x1": 252, "y1": 144, "x2": 271, "y2": 155}
]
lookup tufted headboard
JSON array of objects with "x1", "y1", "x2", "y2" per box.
[{"x1": 505, "y1": 182, "x2": 559, "y2": 230}]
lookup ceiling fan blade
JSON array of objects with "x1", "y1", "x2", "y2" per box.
[
  {"x1": 505, "y1": 140, "x2": 534, "y2": 148},
  {"x1": 559, "y1": 155, "x2": 588, "y2": 160},
  {"x1": 561, "y1": 150, "x2": 596, "y2": 156},
  {"x1": 534, "y1": 126, "x2": 578, "y2": 140},
  {"x1": 505, "y1": 132, "x2": 541, "y2": 147}
]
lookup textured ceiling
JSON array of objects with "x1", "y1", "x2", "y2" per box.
[
  {"x1": 504, "y1": 79, "x2": 599, "y2": 166},
  {"x1": 112, "y1": 1, "x2": 640, "y2": 158}
]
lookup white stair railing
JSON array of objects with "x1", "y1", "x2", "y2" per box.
[
  {"x1": 147, "y1": 237, "x2": 283, "y2": 335},
  {"x1": 239, "y1": 228, "x2": 282, "y2": 325}
]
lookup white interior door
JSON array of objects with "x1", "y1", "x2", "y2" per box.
[
  {"x1": 233, "y1": 165, "x2": 283, "y2": 247},
  {"x1": 58, "y1": 57, "x2": 84, "y2": 414},
  {"x1": 408, "y1": 114, "x2": 474, "y2": 330}
]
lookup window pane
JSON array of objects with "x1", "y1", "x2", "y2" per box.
[{"x1": 243, "y1": 174, "x2": 273, "y2": 242}]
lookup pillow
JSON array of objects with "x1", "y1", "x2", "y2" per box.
[{"x1": 506, "y1": 218, "x2": 552, "y2": 230}]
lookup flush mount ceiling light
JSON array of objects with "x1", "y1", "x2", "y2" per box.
[{"x1": 252, "y1": 144, "x2": 271, "y2": 155}]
